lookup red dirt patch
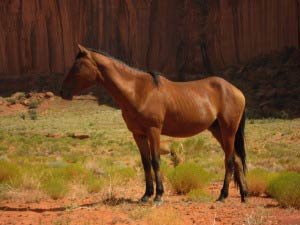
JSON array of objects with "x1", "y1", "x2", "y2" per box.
[{"x1": 1, "y1": 182, "x2": 299, "y2": 225}]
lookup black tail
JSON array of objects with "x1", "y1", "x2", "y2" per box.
[{"x1": 234, "y1": 110, "x2": 247, "y2": 175}]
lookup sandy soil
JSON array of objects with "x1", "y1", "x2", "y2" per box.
[
  {"x1": 1, "y1": 182, "x2": 299, "y2": 225},
  {"x1": 0, "y1": 96, "x2": 299, "y2": 224}
]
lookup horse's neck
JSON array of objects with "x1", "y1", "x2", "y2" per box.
[{"x1": 93, "y1": 54, "x2": 142, "y2": 110}]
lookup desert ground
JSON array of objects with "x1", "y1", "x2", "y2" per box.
[{"x1": 0, "y1": 94, "x2": 300, "y2": 225}]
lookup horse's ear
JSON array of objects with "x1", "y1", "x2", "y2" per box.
[{"x1": 77, "y1": 44, "x2": 88, "y2": 54}]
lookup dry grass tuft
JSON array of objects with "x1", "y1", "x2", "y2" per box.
[
  {"x1": 187, "y1": 188, "x2": 212, "y2": 202},
  {"x1": 267, "y1": 172, "x2": 300, "y2": 209},
  {"x1": 168, "y1": 162, "x2": 212, "y2": 194},
  {"x1": 246, "y1": 168, "x2": 278, "y2": 196}
]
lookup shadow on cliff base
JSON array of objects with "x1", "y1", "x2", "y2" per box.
[
  {"x1": 0, "y1": 74, "x2": 117, "y2": 108},
  {"x1": 217, "y1": 47, "x2": 300, "y2": 119},
  {"x1": 1, "y1": 47, "x2": 300, "y2": 118}
]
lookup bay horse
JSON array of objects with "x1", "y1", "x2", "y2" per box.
[{"x1": 61, "y1": 44, "x2": 247, "y2": 205}]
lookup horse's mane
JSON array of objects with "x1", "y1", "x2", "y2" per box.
[{"x1": 76, "y1": 48, "x2": 160, "y2": 86}]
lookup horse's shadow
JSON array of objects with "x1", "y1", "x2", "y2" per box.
[{"x1": 0, "y1": 197, "x2": 140, "y2": 213}]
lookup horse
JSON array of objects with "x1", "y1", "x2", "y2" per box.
[{"x1": 61, "y1": 44, "x2": 247, "y2": 205}]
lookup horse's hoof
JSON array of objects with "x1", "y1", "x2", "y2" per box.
[
  {"x1": 241, "y1": 198, "x2": 248, "y2": 203},
  {"x1": 153, "y1": 197, "x2": 163, "y2": 206},
  {"x1": 140, "y1": 195, "x2": 150, "y2": 203},
  {"x1": 216, "y1": 197, "x2": 225, "y2": 203}
]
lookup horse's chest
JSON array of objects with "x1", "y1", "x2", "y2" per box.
[{"x1": 121, "y1": 109, "x2": 161, "y2": 135}]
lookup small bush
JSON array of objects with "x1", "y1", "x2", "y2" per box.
[
  {"x1": 183, "y1": 137, "x2": 205, "y2": 153},
  {"x1": 18, "y1": 172, "x2": 41, "y2": 190},
  {"x1": 267, "y1": 172, "x2": 300, "y2": 209},
  {"x1": 246, "y1": 168, "x2": 278, "y2": 196},
  {"x1": 0, "y1": 161, "x2": 20, "y2": 184},
  {"x1": 64, "y1": 152, "x2": 86, "y2": 164},
  {"x1": 6, "y1": 98, "x2": 16, "y2": 105},
  {"x1": 168, "y1": 163, "x2": 212, "y2": 194},
  {"x1": 17, "y1": 93, "x2": 25, "y2": 100},
  {"x1": 19, "y1": 112, "x2": 26, "y2": 120},
  {"x1": 86, "y1": 177, "x2": 103, "y2": 193},
  {"x1": 28, "y1": 100, "x2": 40, "y2": 109},
  {"x1": 28, "y1": 109, "x2": 37, "y2": 120},
  {"x1": 110, "y1": 166, "x2": 136, "y2": 184},
  {"x1": 0, "y1": 145, "x2": 8, "y2": 152},
  {"x1": 187, "y1": 188, "x2": 212, "y2": 202},
  {"x1": 42, "y1": 178, "x2": 68, "y2": 199},
  {"x1": 63, "y1": 165, "x2": 86, "y2": 181},
  {"x1": 46, "y1": 164, "x2": 86, "y2": 182}
]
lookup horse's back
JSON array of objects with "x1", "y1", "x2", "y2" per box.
[
  {"x1": 160, "y1": 76, "x2": 245, "y2": 137},
  {"x1": 161, "y1": 76, "x2": 245, "y2": 109}
]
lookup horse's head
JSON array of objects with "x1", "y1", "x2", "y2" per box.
[{"x1": 60, "y1": 44, "x2": 101, "y2": 100}]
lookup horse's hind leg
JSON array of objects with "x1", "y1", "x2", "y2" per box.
[
  {"x1": 209, "y1": 121, "x2": 234, "y2": 202},
  {"x1": 218, "y1": 134, "x2": 235, "y2": 202},
  {"x1": 233, "y1": 115, "x2": 248, "y2": 202},
  {"x1": 233, "y1": 153, "x2": 248, "y2": 202},
  {"x1": 210, "y1": 119, "x2": 237, "y2": 202}
]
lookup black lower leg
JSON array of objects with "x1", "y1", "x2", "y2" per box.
[
  {"x1": 152, "y1": 156, "x2": 164, "y2": 203},
  {"x1": 217, "y1": 180, "x2": 229, "y2": 201},
  {"x1": 141, "y1": 158, "x2": 153, "y2": 202},
  {"x1": 217, "y1": 156, "x2": 234, "y2": 202},
  {"x1": 234, "y1": 160, "x2": 248, "y2": 203}
]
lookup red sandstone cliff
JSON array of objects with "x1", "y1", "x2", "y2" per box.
[{"x1": 0, "y1": 0, "x2": 299, "y2": 93}]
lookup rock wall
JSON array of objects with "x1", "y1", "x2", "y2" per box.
[{"x1": 0, "y1": 0, "x2": 299, "y2": 93}]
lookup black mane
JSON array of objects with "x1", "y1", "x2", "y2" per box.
[
  {"x1": 77, "y1": 48, "x2": 161, "y2": 86},
  {"x1": 148, "y1": 71, "x2": 161, "y2": 86}
]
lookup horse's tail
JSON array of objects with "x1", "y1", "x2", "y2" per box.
[{"x1": 233, "y1": 110, "x2": 247, "y2": 184}]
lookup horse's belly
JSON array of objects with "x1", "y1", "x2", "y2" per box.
[{"x1": 161, "y1": 119, "x2": 211, "y2": 138}]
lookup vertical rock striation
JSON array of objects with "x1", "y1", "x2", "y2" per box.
[{"x1": 0, "y1": 0, "x2": 298, "y2": 93}]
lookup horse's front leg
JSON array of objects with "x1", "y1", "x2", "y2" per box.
[
  {"x1": 147, "y1": 127, "x2": 164, "y2": 205},
  {"x1": 133, "y1": 134, "x2": 154, "y2": 202}
]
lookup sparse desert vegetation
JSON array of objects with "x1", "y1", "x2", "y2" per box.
[
  {"x1": 168, "y1": 162, "x2": 212, "y2": 194},
  {"x1": 246, "y1": 168, "x2": 278, "y2": 197},
  {"x1": 267, "y1": 172, "x2": 300, "y2": 209},
  {"x1": 0, "y1": 97, "x2": 300, "y2": 224}
]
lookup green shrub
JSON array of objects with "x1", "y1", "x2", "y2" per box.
[
  {"x1": 46, "y1": 164, "x2": 86, "y2": 182},
  {"x1": 28, "y1": 109, "x2": 37, "y2": 120},
  {"x1": 16, "y1": 92, "x2": 25, "y2": 101},
  {"x1": 267, "y1": 172, "x2": 300, "y2": 209},
  {"x1": 187, "y1": 188, "x2": 212, "y2": 202},
  {"x1": 0, "y1": 161, "x2": 20, "y2": 184},
  {"x1": 0, "y1": 145, "x2": 8, "y2": 152},
  {"x1": 110, "y1": 166, "x2": 136, "y2": 184},
  {"x1": 19, "y1": 112, "x2": 26, "y2": 120},
  {"x1": 28, "y1": 100, "x2": 40, "y2": 109},
  {"x1": 42, "y1": 178, "x2": 68, "y2": 199},
  {"x1": 63, "y1": 152, "x2": 86, "y2": 163},
  {"x1": 183, "y1": 137, "x2": 205, "y2": 153},
  {"x1": 168, "y1": 163, "x2": 212, "y2": 194},
  {"x1": 6, "y1": 98, "x2": 16, "y2": 105},
  {"x1": 86, "y1": 177, "x2": 104, "y2": 193},
  {"x1": 246, "y1": 168, "x2": 278, "y2": 196}
]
